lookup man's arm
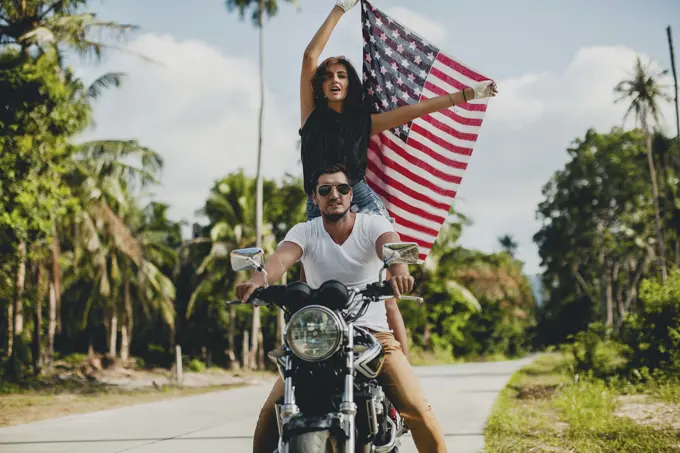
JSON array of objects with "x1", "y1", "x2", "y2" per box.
[
  {"x1": 236, "y1": 242, "x2": 302, "y2": 301},
  {"x1": 375, "y1": 231, "x2": 414, "y2": 297},
  {"x1": 385, "y1": 299, "x2": 409, "y2": 357}
]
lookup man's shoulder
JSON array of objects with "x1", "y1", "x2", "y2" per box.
[
  {"x1": 357, "y1": 213, "x2": 394, "y2": 230},
  {"x1": 289, "y1": 217, "x2": 322, "y2": 233}
]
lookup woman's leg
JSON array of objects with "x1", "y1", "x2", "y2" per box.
[
  {"x1": 350, "y1": 179, "x2": 393, "y2": 223},
  {"x1": 305, "y1": 194, "x2": 321, "y2": 221}
]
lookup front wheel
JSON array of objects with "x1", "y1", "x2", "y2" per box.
[{"x1": 287, "y1": 430, "x2": 340, "y2": 453}]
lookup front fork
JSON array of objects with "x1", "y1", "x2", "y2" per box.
[
  {"x1": 340, "y1": 324, "x2": 357, "y2": 453},
  {"x1": 277, "y1": 326, "x2": 358, "y2": 453},
  {"x1": 277, "y1": 346, "x2": 298, "y2": 453}
]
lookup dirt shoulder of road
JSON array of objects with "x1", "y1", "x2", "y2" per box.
[
  {"x1": 0, "y1": 356, "x2": 276, "y2": 428},
  {"x1": 484, "y1": 353, "x2": 680, "y2": 453}
]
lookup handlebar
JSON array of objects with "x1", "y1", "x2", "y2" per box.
[
  {"x1": 227, "y1": 280, "x2": 423, "y2": 309},
  {"x1": 399, "y1": 295, "x2": 424, "y2": 304}
]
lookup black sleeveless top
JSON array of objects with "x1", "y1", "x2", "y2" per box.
[{"x1": 299, "y1": 107, "x2": 372, "y2": 195}]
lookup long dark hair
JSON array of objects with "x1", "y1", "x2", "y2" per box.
[{"x1": 311, "y1": 57, "x2": 367, "y2": 112}]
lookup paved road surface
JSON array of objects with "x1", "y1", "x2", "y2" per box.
[{"x1": 0, "y1": 357, "x2": 533, "y2": 453}]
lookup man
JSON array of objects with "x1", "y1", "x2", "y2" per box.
[{"x1": 236, "y1": 164, "x2": 447, "y2": 453}]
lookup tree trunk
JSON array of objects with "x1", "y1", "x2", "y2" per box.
[
  {"x1": 120, "y1": 277, "x2": 133, "y2": 363},
  {"x1": 7, "y1": 304, "x2": 13, "y2": 358},
  {"x1": 108, "y1": 311, "x2": 118, "y2": 357},
  {"x1": 258, "y1": 329, "x2": 265, "y2": 370},
  {"x1": 644, "y1": 128, "x2": 668, "y2": 282},
  {"x1": 423, "y1": 321, "x2": 431, "y2": 348},
  {"x1": 613, "y1": 262, "x2": 625, "y2": 328},
  {"x1": 13, "y1": 241, "x2": 26, "y2": 340},
  {"x1": 596, "y1": 224, "x2": 609, "y2": 325},
  {"x1": 120, "y1": 326, "x2": 129, "y2": 363},
  {"x1": 32, "y1": 262, "x2": 48, "y2": 376},
  {"x1": 250, "y1": 0, "x2": 266, "y2": 371},
  {"x1": 605, "y1": 261, "x2": 613, "y2": 328},
  {"x1": 88, "y1": 335, "x2": 95, "y2": 357},
  {"x1": 9, "y1": 242, "x2": 27, "y2": 374},
  {"x1": 47, "y1": 282, "x2": 57, "y2": 370},
  {"x1": 226, "y1": 305, "x2": 239, "y2": 370},
  {"x1": 242, "y1": 329, "x2": 250, "y2": 371},
  {"x1": 250, "y1": 309, "x2": 261, "y2": 370},
  {"x1": 51, "y1": 222, "x2": 62, "y2": 335}
]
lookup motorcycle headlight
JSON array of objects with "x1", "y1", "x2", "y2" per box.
[{"x1": 284, "y1": 306, "x2": 343, "y2": 362}]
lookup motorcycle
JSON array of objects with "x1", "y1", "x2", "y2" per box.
[{"x1": 228, "y1": 241, "x2": 423, "y2": 453}]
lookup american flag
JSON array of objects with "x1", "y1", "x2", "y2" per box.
[{"x1": 361, "y1": 0, "x2": 492, "y2": 262}]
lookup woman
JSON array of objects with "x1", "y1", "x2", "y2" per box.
[{"x1": 300, "y1": 0, "x2": 498, "y2": 221}]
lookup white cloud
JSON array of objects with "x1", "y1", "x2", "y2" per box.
[
  {"x1": 457, "y1": 45, "x2": 676, "y2": 274},
  {"x1": 76, "y1": 33, "x2": 300, "y2": 229},
  {"x1": 384, "y1": 6, "x2": 446, "y2": 43}
]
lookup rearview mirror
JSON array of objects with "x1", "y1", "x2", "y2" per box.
[
  {"x1": 230, "y1": 247, "x2": 265, "y2": 272},
  {"x1": 382, "y1": 242, "x2": 419, "y2": 266}
]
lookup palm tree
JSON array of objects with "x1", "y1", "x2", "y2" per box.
[
  {"x1": 615, "y1": 56, "x2": 672, "y2": 282},
  {"x1": 188, "y1": 171, "x2": 277, "y2": 369},
  {"x1": 68, "y1": 139, "x2": 172, "y2": 359},
  {"x1": 498, "y1": 234, "x2": 519, "y2": 258},
  {"x1": 0, "y1": 0, "x2": 138, "y2": 69},
  {"x1": 224, "y1": 0, "x2": 297, "y2": 369}
]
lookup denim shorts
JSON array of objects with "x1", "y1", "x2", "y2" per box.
[{"x1": 306, "y1": 179, "x2": 393, "y2": 223}]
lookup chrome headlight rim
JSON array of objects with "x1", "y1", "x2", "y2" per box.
[{"x1": 284, "y1": 305, "x2": 344, "y2": 362}]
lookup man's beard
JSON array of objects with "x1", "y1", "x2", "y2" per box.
[{"x1": 321, "y1": 206, "x2": 350, "y2": 222}]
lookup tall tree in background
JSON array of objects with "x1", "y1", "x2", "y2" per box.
[
  {"x1": 0, "y1": 0, "x2": 137, "y2": 69},
  {"x1": 223, "y1": 0, "x2": 297, "y2": 369},
  {"x1": 535, "y1": 128, "x2": 657, "y2": 341},
  {"x1": 614, "y1": 56, "x2": 672, "y2": 282}
]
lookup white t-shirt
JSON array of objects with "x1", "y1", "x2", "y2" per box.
[{"x1": 282, "y1": 213, "x2": 395, "y2": 332}]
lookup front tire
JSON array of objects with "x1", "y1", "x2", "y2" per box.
[{"x1": 287, "y1": 430, "x2": 339, "y2": 453}]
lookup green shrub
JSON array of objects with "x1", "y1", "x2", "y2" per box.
[
  {"x1": 187, "y1": 358, "x2": 206, "y2": 372},
  {"x1": 620, "y1": 269, "x2": 680, "y2": 378},
  {"x1": 563, "y1": 322, "x2": 629, "y2": 378},
  {"x1": 135, "y1": 357, "x2": 146, "y2": 369},
  {"x1": 61, "y1": 353, "x2": 89, "y2": 366}
]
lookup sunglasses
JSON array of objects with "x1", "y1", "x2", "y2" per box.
[{"x1": 317, "y1": 183, "x2": 351, "y2": 197}]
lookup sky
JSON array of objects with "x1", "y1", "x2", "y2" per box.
[{"x1": 72, "y1": 0, "x2": 680, "y2": 275}]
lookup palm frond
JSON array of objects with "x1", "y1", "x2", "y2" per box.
[
  {"x1": 86, "y1": 72, "x2": 124, "y2": 100},
  {"x1": 76, "y1": 140, "x2": 163, "y2": 189},
  {"x1": 446, "y1": 280, "x2": 482, "y2": 312},
  {"x1": 140, "y1": 260, "x2": 176, "y2": 327},
  {"x1": 97, "y1": 201, "x2": 143, "y2": 264}
]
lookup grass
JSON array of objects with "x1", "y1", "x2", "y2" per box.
[
  {"x1": 485, "y1": 353, "x2": 680, "y2": 453},
  {"x1": 408, "y1": 345, "x2": 527, "y2": 367}
]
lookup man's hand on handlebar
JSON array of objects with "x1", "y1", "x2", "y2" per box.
[
  {"x1": 235, "y1": 280, "x2": 262, "y2": 303},
  {"x1": 390, "y1": 274, "x2": 414, "y2": 299}
]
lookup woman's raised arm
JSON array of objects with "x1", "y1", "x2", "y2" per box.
[{"x1": 300, "y1": 1, "x2": 359, "y2": 126}]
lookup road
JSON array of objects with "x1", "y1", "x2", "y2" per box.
[{"x1": 0, "y1": 357, "x2": 533, "y2": 453}]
